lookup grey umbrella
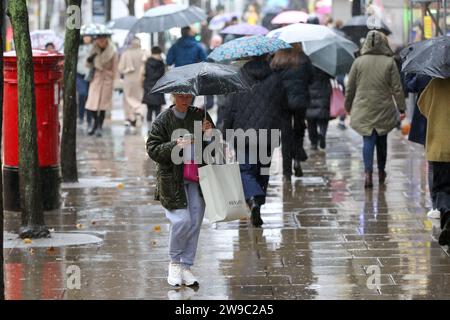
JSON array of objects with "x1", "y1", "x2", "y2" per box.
[
  {"x1": 130, "y1": 4, "x2": 207, "y2": 34},
  {"x1": 107, "y1": 16, "x2": 139, "y2": 30},
  {"x1": 303, "y1": 33, "x2": 358, "y2": 76}
]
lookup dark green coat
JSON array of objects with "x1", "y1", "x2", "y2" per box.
[{"x1": 146, "y1": 106, "x2": 214, "y2": 210}]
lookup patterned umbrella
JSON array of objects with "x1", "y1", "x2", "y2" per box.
[
  {"x1": 208, "y1": 35, "x2": 291, "y2": 62},
  {"x1": 220, "y1": 23, "x2": 269, "y2": 36},
  {"x1": 130, "y1": 4, "x2": 207, "y2": 33},
  {"x1": 80, "y1": 24, "x2": 113, "y2": 37}
]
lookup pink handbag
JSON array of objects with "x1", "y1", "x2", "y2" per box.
[
  {"x1": 330, "y1": 86, "x2": 346, "y2": 118},
  {"x1": 183, "y1": 160, "x2": 199, "y2": 183}
]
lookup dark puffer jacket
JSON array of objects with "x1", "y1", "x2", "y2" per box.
[
  {"x1": 143, "y1": 57, "x2": 166, "y2": 106},
  {"x1": 274, "y1": 53, "x2": 314, "y2": 114},
  {"x1": 146, "y1": 106, "x2": 214, "y2": 210},
  {"x1": 222, "y1": 59, "x2": 285, "y2": 133},
  {"x1": 306, "y1": 67, "x2": 332, "y2": 120}
]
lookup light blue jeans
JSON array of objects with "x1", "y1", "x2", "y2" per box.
[{"x1": 164, "y1": 181, "x2": 205, "y2": 267}]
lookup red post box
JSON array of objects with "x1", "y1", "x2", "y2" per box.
[{"x1": 3, "y1": 50, "x2": 64, "y2": 211}]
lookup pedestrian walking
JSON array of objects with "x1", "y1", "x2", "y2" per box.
[
  {"x1": 85, "y1": 35, "x2": 119, "y2": 137},
  {"x1": 270, "y1": 43, "x2": 313, "y2": 181},
  {"x1": 345, "y1": 30, "x2": 406, "y2": 188},
  {"x1": 118, "y1": 37, "x2": 145, "y2": 130},
  {"x1": 166, "y1": 26, "x2": 207, "y2": 67},
  {"x1": 417, "y1": 77, "x2": 450, "y2": 246},
  {"x1": 404, "y1": 73, "x2": 436, "y2": 218},
  {"x1": 146, "y1": 94, "x2": 214, "y2": 287},
  {"x1": 142, "y1": 46, "x2": 166, "y2": 128},
  {"x1": 76, "y1": 35, "x2": 93, "y2": 127},
  {"x1": 222, "y1": 56, "x2": 286, "y2": 227},
  {"x1": 307, "y1": 66, "x2": 332, "y2": 150}
]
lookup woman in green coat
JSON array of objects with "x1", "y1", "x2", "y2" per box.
[{"x1": 345, "y1": 31, "x2": 406, "y2": 188}]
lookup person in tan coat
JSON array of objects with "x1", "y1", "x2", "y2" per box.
[
  {"x1": 418, "y1": 77, "x2": 450, "y2": 246},
  {"x1": 85, "y1": 35, "x2": 118, "y2": 137},
  {"x1": 345, "y1": 30, "x2": 406, "y2": 188},
  {"x1": 118, "y1": 37, "x2": 145, "y2": 130}
]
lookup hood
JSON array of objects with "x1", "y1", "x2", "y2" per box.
[
  {"x1": 242, "y1": 59, "x2": 272, "y2": 81},
  {"x1": 177, "y1": 36, "x2": 199, "y2": 49},
  {"x1": 361, "y1": 30, "x2": 394, "y2": 56}
]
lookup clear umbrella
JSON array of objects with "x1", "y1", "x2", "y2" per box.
[{"x1": 266, "y1": 23, "x2": 334, "y2": 43}]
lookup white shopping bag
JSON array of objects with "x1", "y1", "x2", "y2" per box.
[{"x1": 199, "y1": 163, "x2": 250, "y2": 223}]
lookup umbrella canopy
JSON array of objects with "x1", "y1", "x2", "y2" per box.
[
  {"x1": 271, "y1": 10, "x2": 309, "y2": 25},
  {"x1": 342, "y1": 15, "x2": 391, "y2": 43},
  {"x1": 130, "y1": 4, "x2": 207, "y2": 34},
  {"x1": 80, "y1": 23, "x2": 113, "y2": 37},
  {"x1": 107, "y1": 16, "x2": 139, "y2": 30},
  {"x1": 303, "y1": 34, "x2": 358, "y2": 76},
  {"x1": 208, "y1": 13, "x2": 238, "y2": 30},
  {"x1": 220, "y1": 23, "x2": 269, "y2": 36},
  {"x1": 266, "y1": 23, "x2": 334, "y2": 43},
  {"x1": 30, "y1": 30, "x2": 63, "y2": 51},
  {"x1": 401, "y1": 36, "x2": 450, "y2": 79},
  {"x1": 150, "y1": 62, "x2": 251, "y2": 96},
  {"x1": 208, "y1": 35, "x2": 291, "y2": 62}
]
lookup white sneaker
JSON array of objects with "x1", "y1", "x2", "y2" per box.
[
  {"x1": 167, "y1": 263, "x2": 182, "y2": 287},
  {"x1": 182, "y1": 266, "x2": 199, "y2": 286},
  {"x1": 427, "y1": 209, "x2": 441, "y2": 219}
]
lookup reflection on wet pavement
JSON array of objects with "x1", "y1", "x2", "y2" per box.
[{"x1": 4, "y1": 121, "x2": 450, "y2": 300}]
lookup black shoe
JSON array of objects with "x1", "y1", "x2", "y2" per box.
[
  {"x1": 95, "y1": 128, "x2": 103, "y2": 137},
  {"x1": 88, "y1": 127, "x2": 96, "y2": 136},
  {"x1": 294, "y1": 161, "x2": 303, "y2": 177},
  {"x1": 248, "y1": 198, "x2": 263, "y2": 227},
  {"x1": 319, "y1": 135, "x2": 326, "y2": 149},
  {"x1": 439, "y1": 218, "x2": 450, "y2": 246},
  {"x1": 311, "y1": 144, "x2": 318, "y2": 151},
  {"x1": 283, "y1": 175, "x2": 292, "y2": 183}
]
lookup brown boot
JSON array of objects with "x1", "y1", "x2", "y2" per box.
[
  {"x1": 364, "y1": 172, "x2": 373, "y2": 189},
  {"x1": 379, "y1": 170, "x2": 387, "y2": 185}
]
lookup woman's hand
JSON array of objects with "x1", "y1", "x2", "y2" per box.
[
  {"x1": 202, "y1": 120, "x2": 213, "y2": 132},
  {"x1": 176, "y1": 137, "x2": 193, "y2": 147},
  {"x1": 399, "y1": 112, "x2": 406, "y2": 121}
]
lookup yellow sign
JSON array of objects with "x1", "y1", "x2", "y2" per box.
[{"x1": 424, "y1": 16, "x2": 433, "y2": 39}]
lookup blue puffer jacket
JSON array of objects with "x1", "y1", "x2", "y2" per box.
[{"x1": 166, "y1": 36, "x2": 207, "y2": 67}]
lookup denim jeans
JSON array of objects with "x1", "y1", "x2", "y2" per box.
[
  {"x1": 362, "y1": 130, "x2": 387, "y2": 173},
  {"x1": 76, "y1": 73, "x2": 91, "y2": 125},
  {"x1": 164, "y1": 181, "x2": 205, "y2": 267}
]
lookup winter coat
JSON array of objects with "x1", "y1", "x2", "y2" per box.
[
  {"x1": 404, "y1": 73, "x2": 432, "y2": 145},
  {"x1": 85, "y1": 40, "x2": 119, "y2": 112},
  {"x1": 146, "y1": 106, "x2": 214, "y2": 210},
  {"x1": 166, "y1": 36, "x2": 207, "y2": 67},
  {"x1": 418, "y1": 78, "x2": 450, "y2": 162},
  {"x1": 274, "y1": 53, "x2": 314, "y2": 114},
  {"x1": 142, "y1": 57, "x2": 166, "y2": 106},
  {"x1": 345, "y1": 31, "x2": 406, "y2": 136},
  {"x1": 118, "y1": 45, "x2": 145, "y2": 114},
  {"x1": 222, "y1": 59, "x2": 285, "y2": 134},
  {"x1": 306, "y1": 67, "x2": 332, "y2": 120}
]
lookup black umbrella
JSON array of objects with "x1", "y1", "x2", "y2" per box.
[
  {"x1": 342, "y1": 15, "x2": 391, "y2": 44},
  {"x1": 107, "y1": 16, "x2": 139, "y2": 30},
  {"x1": 150, "y1": 62, "x2": 251, "y2": 96},
  {"x1": 401, "y1": 36, "x2": 450, "y2": 79}
]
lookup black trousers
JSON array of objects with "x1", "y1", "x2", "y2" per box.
[
  {"x1": 431, "y1": 161, "x2": 450, "y2": 229},
  {"x1": 146, "y1": 104, "x2": 161, "y2": 122},
  {"x1": 281, "y1": 112, "x2": 307, "y2": 176},
  {"x1": 307, "y1": 119, "x2": 328, "y2": 146}
]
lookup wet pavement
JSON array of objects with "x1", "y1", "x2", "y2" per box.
[{"x1": 3, "y1": 102, "x2": 450, "y2": 300}]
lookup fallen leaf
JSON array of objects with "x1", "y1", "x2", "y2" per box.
[
  {"x1": 151, "y1": 240, "x2": 157, "y2": 246},
  {"x1": 28, "y1": 248, "x2": 35, "y2": 255},
  {"x1": 153, "y1": 225, "x2": 161, "y2": 232},
  {"x1": 117, "y1": 183, "x2": 125, "y2": 189},
  {"x1": 23, "y1": 238, "x2": 32, "y2": 244},
  {"x1": 46, "y1": 247, "x2": 55, "y2": 254},
  {"x1": 91, "y1": 221, "x2": 97, "y2": 225},
  {"x1": 76, "y1": 223, "x2": 83, "y2": 229}
]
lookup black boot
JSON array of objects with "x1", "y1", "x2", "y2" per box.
[
  {"x1": 88, "y1": 111, "x2": 98, "y2": 136},
  {"x1": 248, "y1": 197, "x2": 263, "y2": 227},
  {"x1": 294, "y1": 160, "x2": 303, "y2": 177}
]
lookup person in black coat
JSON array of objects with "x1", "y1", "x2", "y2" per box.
[
  {"x1": 142, "y1": 47, "x2": 166, "y2": 126},
  {"x1": 270, "y1": 44, "x2": 313, "y2": 181},
  {"x1": 222, "y1": 56, "x2": 286, "y2": 227},
  {"x1": 307, "y1": 67, "x2": 332, "y2": 150}
]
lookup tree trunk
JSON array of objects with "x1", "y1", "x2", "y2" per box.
[
  {"x1": 7, "y1": 0, "x2": 49, "y2": 239},
  {"x1": 0, "y1": 0, "x2": 5, "y2": 302},
  {"x1": 128, "y1": 0, "x2": 135, "y2": 16},
  {"x1": 106, "y1": 0, "x2": 112, "y2": 22},
  {"x1": 61, "y1": 0, "x2": 81, "y2": 183},
  {"x1": 44, "y1": 0, "x2": 54, "y2": 29}
]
